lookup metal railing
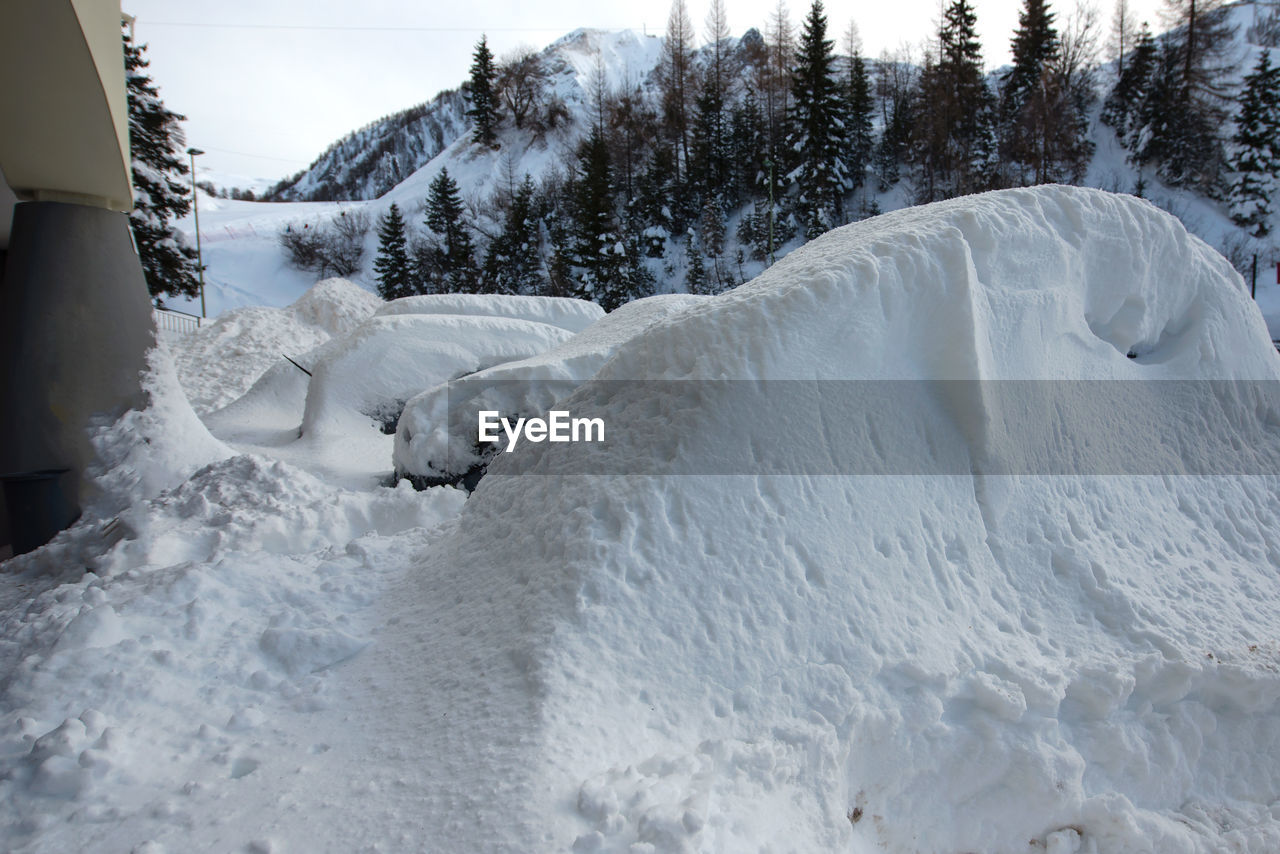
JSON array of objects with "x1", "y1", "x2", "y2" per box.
[{"x1": 153, "y1": 306, "x2": 202, "y2": 334}]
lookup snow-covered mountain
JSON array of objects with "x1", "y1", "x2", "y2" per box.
[
  {"x1": 264, "y1": 28, "x2": 665, "y2": 204},
  {"x1": 164, "y1": 5, "x2": 1280, "y2": 334},
  {"x1": 264, "y1": 88, "x2": 469, "y2": 202}
]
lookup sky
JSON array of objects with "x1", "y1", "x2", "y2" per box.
[{"x1": 123, "y1": 0, "x2": 1171, "y2": 189}]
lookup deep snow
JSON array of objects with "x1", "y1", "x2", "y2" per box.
[{"x1": 4, "y1": 187, "x2": 1280, "y2": 853}]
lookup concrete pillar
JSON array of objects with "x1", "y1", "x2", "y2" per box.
[{"x1": 0, "y1": 201, "x2": 154, "y2": 552}]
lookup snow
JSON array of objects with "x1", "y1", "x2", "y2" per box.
[
  {"x1": 198, "y1": 308, "x2": 578, "y2": 488},
  {"x1": 7, "y1": 185, "x2": 1280, "y2": 853},
  {"x1": 394, "y1": 293, "x2": 704, "y2": 483},
  {"x1": 166, "y1": 278, "x2": 381, "y2": 415},
  {"x1": 374, "y1": 292, "x2": 604, "y2": 332}
]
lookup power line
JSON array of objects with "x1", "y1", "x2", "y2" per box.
[
  {"x1": 139, "y1": 21, "x2": 634, "y2": 33},
  {"x1": 195, "y1": 145, "x2": 310, "y2": 165}
]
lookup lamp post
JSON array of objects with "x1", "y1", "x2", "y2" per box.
[{"x1": 187, "y1": 147, "x2": 207, "y2": 318}]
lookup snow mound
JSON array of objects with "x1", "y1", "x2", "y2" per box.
[
  {"x1": 404, "y1": 187, "x2": 1280, "y2": 853},
  {"x1": 165, "y1": 278, "x2": 380, "y2": 414},
  {"x1": 0, "y1": 452, "x2": 464, "y2": 847},
  {"x1": 88, "y1": 348, "x2": 233, "y2": 517},
  {"x1": 301, "y1": 313, "x2": 577, "y2": 439},
  {"x1": 203, "y1": 311, "x2": 576, "y2": 485},
  {"x1": 374, "y1": 292, "x2": 604, "y2": 333},
  {"x1": 393, "y1": 294, "x2": 706, "y2": 485},
  {"x1": 286, "y1": 277, "x2": 383, "y2": 336}
]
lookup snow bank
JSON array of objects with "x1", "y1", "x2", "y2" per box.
[
  {"x1": 393, "y1": 294, "x2": 705, "y2": 485},
  {"x1": 202, "y1": 310, "x2": 576, "y2": 485},
  {"x1": 301, "y1": 313, "x2": 577, "y2": 439},
  {"x1": 88, "y1": 348, "x2": 233, "y2": 518},
  {"x1": 0, "y1": 452, "x2": 464, "y2": 850},
  {"x1": 166, "y1": 278, "x2": 381, "y2": 414},
  {"x1": 374, "y1": 292, "x2": 604, "y2": 333},
  {"x1": 404, "y1": 187, "x2": 1280, "y2": 853}
]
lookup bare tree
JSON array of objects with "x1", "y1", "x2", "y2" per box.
[
  {"x1": 764, "y1": 0, "x2": 795, "y2": 167},
  {"x1": 662, "y1": 0, "x2": 696, "y2": 180},
  {"x1": 705, "y1": 0, "x2": 731, "y2": 96},
  {"x1": 497, "y1": 47, "x2": 547, "y2": 130},
  {"x1": 1108, "y1": 0, "x2": 1137, "y2": 77},
  {"x1": 279, "y1": 209, "x2": 371, "y2": 278}
]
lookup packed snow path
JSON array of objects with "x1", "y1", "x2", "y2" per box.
[{"x1": 5, "y1": 187, "x2": 1280, "y2": 853}]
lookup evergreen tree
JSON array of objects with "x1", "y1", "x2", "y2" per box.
[
  {"x1": 569, "y1": 128, "x2": 622, "y2": 305},
  {"x1": 483, "y1": 175, "x2": 548, "y2": 294},
  {"x1": 842, "y1": 27, "x2": 875, "y2": 193},
  {"x1": 1132, "y1": 39, "x2": 1225, "y2": 192},
  {"x1": 914, "y1": 0, "x2": 997, "y2": 199},
  {"x1": 1135, "y1": 0, "x2": 1237, "y2": 192},
  {"x1": 999, "y1": 0, "x2": 1059, "y2": 181},
  {"x1": 569, "y1": 129, "x2": 653, "y2": 310},
  {"x1": 683, "y1": 231, "x2": 709, "y2": 293},
  {"x1": 373, "y1": 203, "x2": 414, "y2": 299},
  {"x1": 729, "y1": 90, "x2": 767, "y2": 206},
  {"x1": 123, "y1": 25, "x2": 201, "y2": 299},
  {"x1": 1102, "y1": 23, "x2": 1156, "y2": 137},
  {"x1": 468, "y1": 35, "x2": 499, "y2": 147},
  {"x1": 691, "y1": 79, "x2": 731, "y2": 200},
  {"x1": 789, "y1": 0, "x2": 849, "y2": 239},
  {"x1": 1229, "y1": 50, "x2": 1280, "y2": 237},
  {"x1": 424, "y1": 168, "x2": 477, "y2": 292}
]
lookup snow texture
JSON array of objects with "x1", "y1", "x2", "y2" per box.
[
  {"x1": 5, "y1": 186, "x2": 1280, "y2": 854},
  {"x1": 393, "y1": 293, "x2": 705, "y2": 482},
  {"x1": 166, "y1": 278, "x2": 381, "y2": 415},
  {"x1": 373, "y1": 292, "x2": 604, "y2": 333}
]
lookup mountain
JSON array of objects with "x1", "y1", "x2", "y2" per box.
[
  {"x1": 168, "y1": 4, "x2": 1280, "y2": 330},
  {"x1": 264, "y1": 88, "x2": 468, "y2": 202},
  {"x1": 263, "y1": 28, "x2": 666, "y2": 204}
]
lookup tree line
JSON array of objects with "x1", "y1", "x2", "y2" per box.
[{"x1": 349, "y1": 0, "x2": 1278, "y2": 308}]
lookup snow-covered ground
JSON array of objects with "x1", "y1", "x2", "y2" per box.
[{"x1": 6, "y1": 186, "x2": 1280, "y2": 853}]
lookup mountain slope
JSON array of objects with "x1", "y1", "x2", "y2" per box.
[{"x1": 264, "y1": 88, "x2": 468, "y2": 202}]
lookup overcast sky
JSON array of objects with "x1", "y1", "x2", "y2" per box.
[{"x1": 124, "y1": 0, "x2": 1169, "y2": 188}]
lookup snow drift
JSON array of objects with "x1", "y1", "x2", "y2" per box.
[
  {"x1": 403, "y1": 186, "x2": 1280, "y2": 853},
  {"x1": 201, "y1": 306, "x2": 577, "y2": 485},
  {"x1": 373, "y1": 292, "x2": 604, "y2": 333},
  {"x1": 393, "y1": 294, "x2": 704, "y2": 485},
  {"x1": 165, "y1": 278, "x2": 381, "y2": 415},
  {"x1": 9, "y1": 186, "x2": 1280, "y2": 854}
]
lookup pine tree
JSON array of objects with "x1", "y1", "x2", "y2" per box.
[
  {"x1": 684, "y1": 231, "x2": 709, "y2": 293},
  {"x1": 123, "y1": 25, "x2": 201, "y2": 299},
  {"x1": 373, "y1": 203, "x2": 414, "y2": 299},
  {"x1": 1000, "y1": 0, "x2": 1059, "y2": 181},
  {"x1": 424, "y1": 168, "x2": 477, "y2": 292},
  {"x1": 570, "y1": 128, "x2": 621, "y2": 305},
  {"x1": 1137, "y1": 0, "x2": 1237, "y2": 192},
  {"x1": 1133, "y1": 39, "x2": 1225, "y2": 191},
  {"x1": 569, "y1": 129, "x2": 653, "y2": 310},
  {"x1": 483, "y1": 175, "x2": 548, "y2": 294},
  {"x1": 1102, "y1": 23, "x2": 1156, "y2": 137},
  {"x1": 789, "y1": 0, "x2": 849, "y2": 239},
  {"x1": 468, "y1": 35, "x2": 499, "y2": 148},
  {"x1": 914, "y1": 0, "x2": 997, "y2": 199},
  {"x1": 842, "y1": 24, "x2": 875, "y2": 193},
  {"x1": 1229, "y1": 50, "x2": 1280, "y2": 237},
  {"x1": 691, "y1": 79, "x2": 730, "y2": 200}
]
